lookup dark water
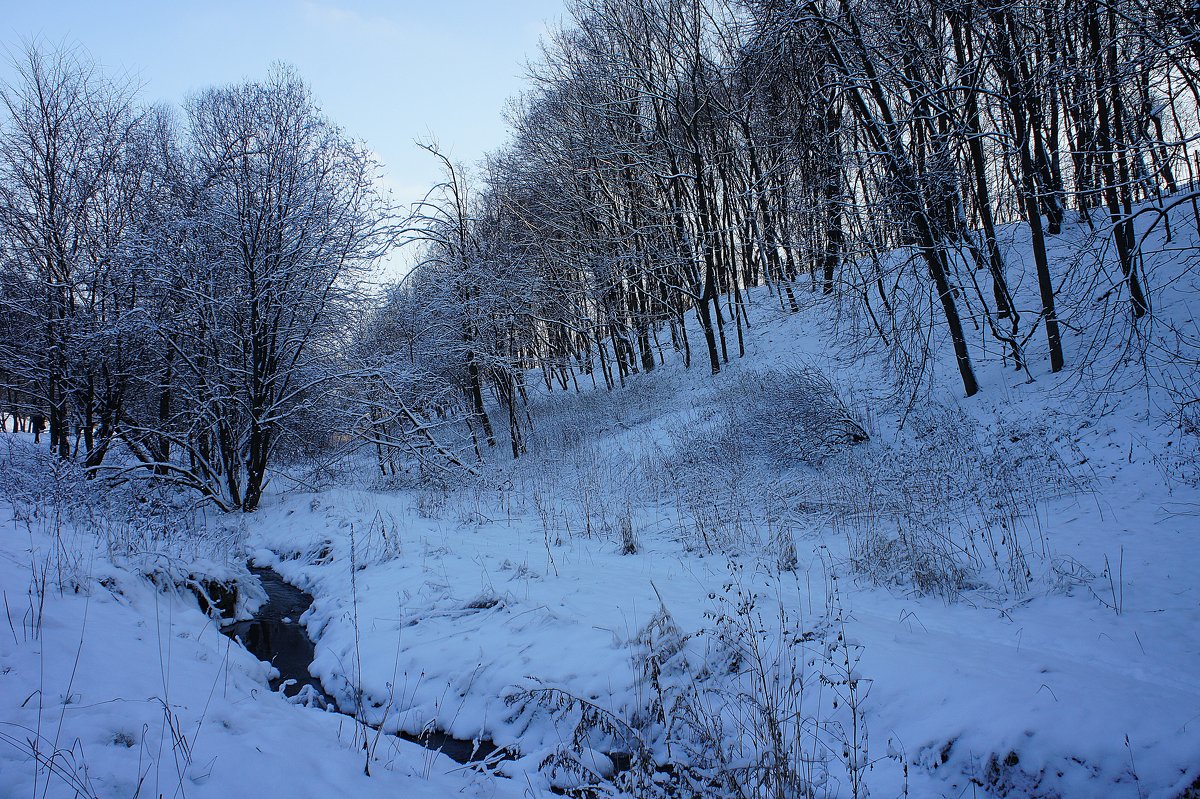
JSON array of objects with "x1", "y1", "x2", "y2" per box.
[
  {"x1": 223, "y1": 567, "x2": 328, "y2": 699},
  {"x1": 222, "y1": 566, "x2": 500, "y2": 765}
]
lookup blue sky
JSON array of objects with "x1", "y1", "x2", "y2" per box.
[{"x1": 2, "y1": 0, "x2": 566, "y2": 274}]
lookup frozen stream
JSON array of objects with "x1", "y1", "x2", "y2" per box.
[{"x1": 223, "y1": 566, "x2": 502, "y2": 765}]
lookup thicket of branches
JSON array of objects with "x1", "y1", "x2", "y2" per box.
[
  {"x1": 371, "y1": 0, "x2": 1200, "y2": 470},
  {"x1": 0, "y1": 47, "x2": 395, "y2": 510}
]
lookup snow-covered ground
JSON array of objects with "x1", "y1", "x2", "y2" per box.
[
  {"x1": 0, "y1": 467, "x2": 529, "y2": 798},
  {"x1": 2, "y1": 202, "x2": 1199, "y2": 797}
]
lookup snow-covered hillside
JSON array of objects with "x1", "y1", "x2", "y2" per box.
[{"x1": 2, "y1": 201, "x2": 1199, "y2": 798}]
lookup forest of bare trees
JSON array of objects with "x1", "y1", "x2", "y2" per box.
[
  {"x1": 3, "y1": 0, "x2": 1199, "y2": 504},
  {"x1": 372, "y1": 0, "x2": 1200, "y2": 465}
]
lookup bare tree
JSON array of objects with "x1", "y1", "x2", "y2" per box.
[
  {"x1": 121, "y1": 66, "x2": 396, "y2": 511},
  {"x1": 0, "y1": 43, "x2": 141, "y2": 457}
]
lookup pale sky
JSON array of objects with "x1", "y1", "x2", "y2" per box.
[{"x1": 2, "y1": 0, "x2": 566, "y2": 276}]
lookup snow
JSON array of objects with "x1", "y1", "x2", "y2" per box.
[
  {"x1": 2, "y1": 200, "x2": 1200, "y2": 797},
  {"x1": 0, "y1": 469, "x2": 527, "y2": 798}
]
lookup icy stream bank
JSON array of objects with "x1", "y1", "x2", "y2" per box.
[{"x1": 223, "y1": 566, "x2": 503, "y2": 766}]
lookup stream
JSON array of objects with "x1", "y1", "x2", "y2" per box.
[{"x1": 222, "y1": 565, "x2": 501, "y2": 765}]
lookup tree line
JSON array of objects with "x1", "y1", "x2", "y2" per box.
[
  {"x1": 0, "y1": 47, "x2": 394, "y2": 511},
  {"x1": 370, "y1": 0, "x2": 1198, "y2": 470},
  {"x1": 4, "y1": 0, "x2": 1199, "y2": 506}
]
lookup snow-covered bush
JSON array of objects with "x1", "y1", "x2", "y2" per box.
[
  {"x1": 719, "y1": 366, "x2": 869, "y2": 467},
  {"x1": 664, "y1": 366, "x2": 867, "y2": 487},
  {"x1": 519, "y1": 562, "x2": 884, "y2": 799},
  {"x1": 0, "y1": 436, "x2": 255, "y2": 623},
  {"x1": 817, "y1": 403, "x2": 1083, "y2": 597},
  {"x1": 654, "y1": 365, "x2": 869, "y2": 554},
  {"x1": 1164, "y1": 400, "x2": 1200, "y2": 487},
  {"x1": 0, "y1": 437, "x2": 90, "y2": 521}
]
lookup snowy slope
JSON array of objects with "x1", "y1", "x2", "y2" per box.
[
  {"x1": 238, "y1": 202, "x2": 1200, "y2": 797},
  {"x1": 2, "y1": 199, "x2": 1198, "y2": 798}
]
